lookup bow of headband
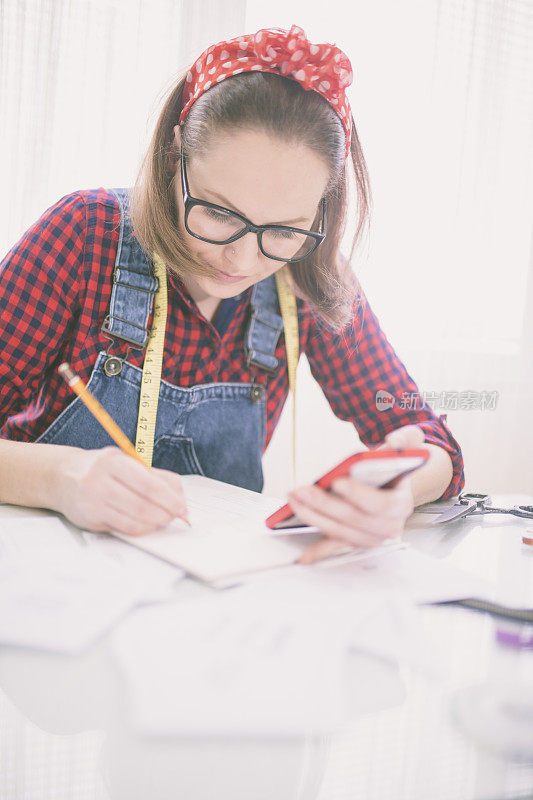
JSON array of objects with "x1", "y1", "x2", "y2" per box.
[{"x1": 179, "y1": 25, "x2": 353, "y2": 159}]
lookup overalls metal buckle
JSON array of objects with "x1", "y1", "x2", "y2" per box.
[
  {"x1": 101, "y1": 314, "x2": 150, "y2": 349},
  {"x1": 101, "y1": 332, "x2": 145, "y2": 377}
]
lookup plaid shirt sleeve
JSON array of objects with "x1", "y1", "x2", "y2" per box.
[
  {"x1": 0, "y1": 192, "x2": 86, "y2": 431},
  {"x1": 303, "y1": 281, "x2": 465, "y2": 501}
]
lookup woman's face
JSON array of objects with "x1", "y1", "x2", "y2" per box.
[{"x1": 173, "y1": 125, "x2": 330, "y2": 305}]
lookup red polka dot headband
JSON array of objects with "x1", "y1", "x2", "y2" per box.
[{"x1": 178, "y1": 25, "x2": 354, "y2": 160}]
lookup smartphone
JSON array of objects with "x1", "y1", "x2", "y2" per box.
[{"x1": 265, "y1": 447, "x2": 429, "y2": 532}]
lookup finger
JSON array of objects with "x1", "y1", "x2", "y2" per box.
[
  {"x1": 287, "y1": 495, "x2": 386, "y2": 549},
  {"x1": 104, "y1": 476, "x2": 177, "y2": 532},
  {"x1": 328, "y1": 477, "x2": 403, "y2": 517},
  {"x1": 106, "y1": 454, "x2": 187, "y2": 518},
  {"x1": 289, "y1": 485, "x2": 391, "y2": 539},
  {"x1": 334, "y1": 475, "x2": 414, "y2": 527},
  {"x1": 299, "y1": 537, "x2": 353, "y2": 566},
  {"x1": 97, "y1": 496, "x2": 168, "y2": 537},
  {"x1": 154, "y1": 469, "x2": 190, "y2": 517},
  {"x1": 393, "y1": 475, "x2": 416, "y2": 516}
]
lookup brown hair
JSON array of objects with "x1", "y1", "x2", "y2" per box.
[{"x1": 130, "y1": 70, "x2": 371, "y2": 329}]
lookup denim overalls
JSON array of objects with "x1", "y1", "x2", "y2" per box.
[{"x1": 35, "y1": 188, "x2": 286, "y2": 492}]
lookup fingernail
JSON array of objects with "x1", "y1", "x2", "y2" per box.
[
  {"x1": 175, "y1": 510, "x2": 191, "y2": 527},
  {"x1": 330, "y1": 478, "x2": 345, "y2": 491}
]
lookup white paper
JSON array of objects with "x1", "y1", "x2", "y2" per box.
[
  {"x1": 109, "y1": 475, "x2": 305, "y2": 583},
  {"x1": 347, "y1": 593, "x2": 443, "y2": 678},
  {"x1": 0, "y1": 515, "x2": 82, "y2": 556},
  {"x1": 0, "y1": 549, "x2": 142, "y2": 653},
  {"x1": 0, "y1": 517, "x2": 184, "y2": 653},
  {"x1": 80, "y1": 529, "x2": 184, "y2": 600},
  {"x1": 110, "y1": 547, "x2": 410, "y2": 737},
  {"x1": 0, "y1": 515, "x2": 184, "y2": 599},
  {"x1": 312, "y1": 544, "x2": 494, "y2": 604},
  {"x1": 111, "y1": 578, "x2": 373, "y2": 737}
]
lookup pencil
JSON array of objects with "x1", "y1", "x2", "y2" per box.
[{"x1": 58, "y1": 363, "x2": 191, "y2": 527}]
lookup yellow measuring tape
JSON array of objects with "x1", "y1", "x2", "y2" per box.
[
  {"x1": 134, "y1": 253, "x2": 168, "y2": 466},
  {"x1": 135, "y1": 257, "x2": 299, "y2": 480},
  {"x1": 275, "y1": 267, "x2": 299, "y2": 484}
]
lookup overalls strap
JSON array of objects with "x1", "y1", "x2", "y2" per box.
[
  {"x1": 244, "y1": 277, "x2": 285, "y2": 374},
  {"x1": 101, "y1": 187, "x2": 158, "y2": 349}
]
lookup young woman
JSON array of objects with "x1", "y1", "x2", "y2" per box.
[{"x1": 0, "y1": 25, "x2": 464, "y2": 563}]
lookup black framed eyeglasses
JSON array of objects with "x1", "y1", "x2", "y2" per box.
[{"x1": 180, "y1": 155, "x2": 326, "y2": 263}]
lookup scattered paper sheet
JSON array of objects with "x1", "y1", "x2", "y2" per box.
[
  {"x1": 111, "y1": 571, "x2": 388, "y2": 736},
  {"x1": 0, "y1": 515, "x2": 82, "y2": 557},
  {"x1": 311, "y1": 544, "x2": 494, "y2": 604},
  {"x1": 0, "y1": 549, "x2": 142, "y2": 654},
  {"x1": 347, "y1": 593, "x2": 443, "y2": 677},
  {"x1": 0, "y1": 517, "x2": 184, "y2": 654},
  {"x1": 80, "y1": 529, "x2": 184, "y2": 600}
]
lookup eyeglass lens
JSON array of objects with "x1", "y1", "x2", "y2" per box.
[{"x1": 187, "y1": 205, "x2": 317, "y2": 260}]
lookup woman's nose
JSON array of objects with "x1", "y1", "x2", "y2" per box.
[{"x1": 224, "y1": 231, "x2": 261, "y2": 266}]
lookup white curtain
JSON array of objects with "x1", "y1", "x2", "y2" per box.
[
  {"x1": 251, "y1": 0, "x2": 533, "y2": 496},
  {"x1": 0, "y1": 0, "x2": 246, "y2": 252}
]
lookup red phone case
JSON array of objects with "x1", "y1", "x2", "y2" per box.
[{"x1": 265, "y1": 448, "x2": 429, "y2": 530}]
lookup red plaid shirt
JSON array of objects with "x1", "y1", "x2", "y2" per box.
[{"x1": 0, "y1": 189, "x2": 464, "y2": 499}]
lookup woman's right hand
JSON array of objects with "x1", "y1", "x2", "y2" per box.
[{"x1": 54, "y1": 446, "x2": 188, "y2": 536}]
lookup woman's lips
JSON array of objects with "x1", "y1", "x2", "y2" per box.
[{"x1": 212, "y1": 269, "x2": 248, "y2": 284}]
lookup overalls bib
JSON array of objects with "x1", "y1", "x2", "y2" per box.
[{"x1": 35, "y1": 188, "x2": 286, "y2": 492}]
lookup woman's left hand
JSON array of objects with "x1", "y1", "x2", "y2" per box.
[{"x1": 289, "y1": 425, "x2": 424, "y2": 565}]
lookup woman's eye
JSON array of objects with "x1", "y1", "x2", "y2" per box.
[
  {"x1": 270, "y1": 228, "x2": 297, "y2": 240},
  {"x1": 205, "y1": 207, "x2": 232, "y2": 222}
]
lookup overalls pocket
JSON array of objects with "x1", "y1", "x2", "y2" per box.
[{"x1": 152, "y1": 434, "x2": 205, "y2": 476}]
